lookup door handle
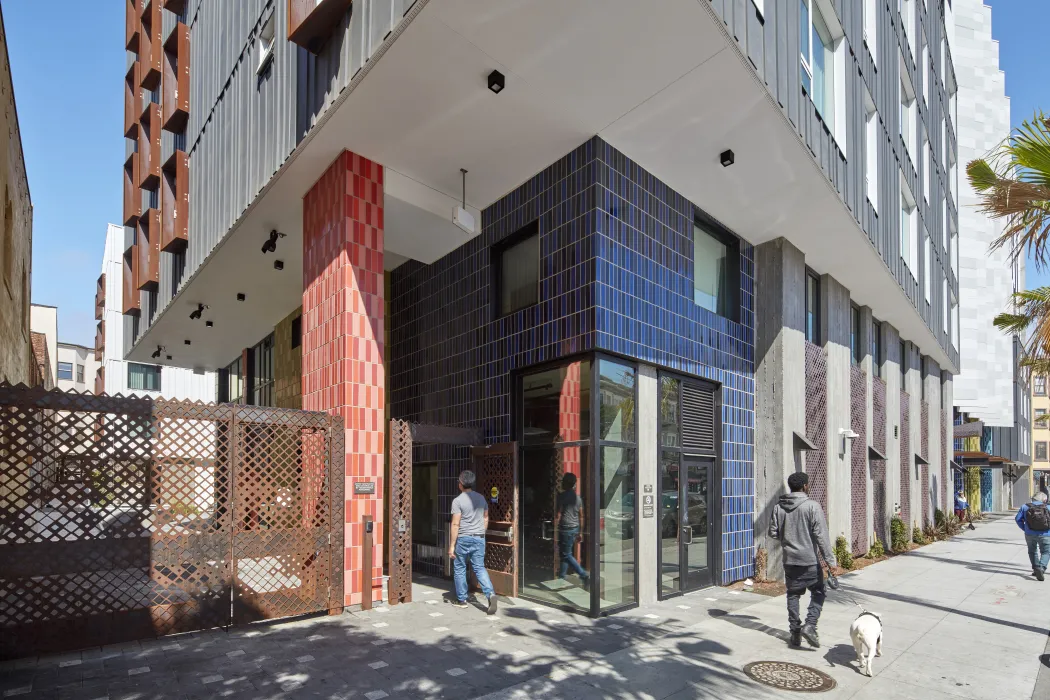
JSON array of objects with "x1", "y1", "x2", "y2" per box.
[
  {"x1": 682, "y1": 525, "x2": 693, "y2": 545},
  {"x1": 541, "y1": 520, "x2": 553, "y2": 541}
]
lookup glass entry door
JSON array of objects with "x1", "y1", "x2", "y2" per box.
[{"x1": 659, "y1": 455, "x2": 714, "y2": 596}]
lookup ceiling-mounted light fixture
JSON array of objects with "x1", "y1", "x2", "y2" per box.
[
  {"x1": 189, "y1": 303, "x2": 208, "y2": 320},
  {"x1": 237, "y1": 293, "x2": 246, "y2": 302},
  {"x1": 720, "y1": 149, "x2": 735, "y2": 167},
  {"x1": 273, "y1": 260, "x2": 284, "y2": 271},
  {"x1": 261, "y1": 229, "x2": 285, "y2": 254},
  {"x1": 151, "y1": 345, "x2": 163, "y2": 359},
  {"x1": 206, "y1": 320, "x2": 214, "y2": 328},
  {"x1": 166, "y1": 355, "x2": 172, "y2": 361},
  {"x1": 452, "y1": 168, "x2": 475, "y2": 234},
  {"x1": 487, "y1": 69, "x2": 505, "y2": 94},
  {"x1": 184, "y1": 339, "x2": 192, "y2": 346}
]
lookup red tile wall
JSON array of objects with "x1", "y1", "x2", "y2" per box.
[{"x1": 302, "y1": 150, "x2": 385, "y2": 607}]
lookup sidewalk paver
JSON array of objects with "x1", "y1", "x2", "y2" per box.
[{"x1": 2, "y1": 515, "x2": 1048, "y2": 699}]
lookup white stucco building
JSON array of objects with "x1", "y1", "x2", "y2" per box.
[
  {"x1": 953, "y1": 0, "x2": 1020, "y2": 428},
  {"x1": 100, "y1": 223, "x2": 215, "y2": 401}
]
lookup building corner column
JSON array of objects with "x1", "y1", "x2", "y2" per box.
[
  {"x1": 818, "y1": 274, "x2": 851, "y2": 547},
  {"x1": 636, "y1": 364, "x2": 658, "y2": 605},
  {"x1": 302, "y1": 150, "x2": 385, "y2": 608}
]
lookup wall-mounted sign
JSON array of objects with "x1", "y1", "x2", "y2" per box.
[
  {"x1": 642, "y1": 506, "x2": 655, "y2": 518},
  {"x1": 490, "y1": 486, "x2": 499, "y2": 503},
  {"x1": 644, "y1": 484, "x2": 653, "y2": 494},
  {"x1": 353, "y1": 481, "x2": 376, "y2": 495}
]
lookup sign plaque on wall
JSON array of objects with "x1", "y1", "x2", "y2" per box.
[
  {"x1": 642, "y1": 493, "x2": 655, "y2": 518},
  {"x1": 353, "y1": 481, "x2": 376, "y2": 495}
]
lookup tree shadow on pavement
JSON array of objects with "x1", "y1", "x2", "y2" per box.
[
  {"x1": 706, "y1": 609, "x2": 794, "y2": 646},
  {"x1": 0, "y1": 602, "x2": 781, "y2": 700},
  {"x1": 903, "y1": 550, "x2": 1034, "y2": 579}
]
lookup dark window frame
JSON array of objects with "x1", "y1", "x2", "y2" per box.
[
  {"x1": 127, "y1": 362, "x2": 162, "y2": 392},
  {"x1": 850, "y1": 304, "x2": 862, "y2": 365},
  {"x1": 805, "y1": 269, "x2": 820, "y2": 344},
  {"x1": 1036, "y1": 376, "x2": 1047, "y2": 397},
  {"x1": 872, "y1": 319, "x2": 883, "y2": 378},
  {"x1": 691, "y1": 210, "x2": 741, "y2": 323},
  {"x1": 291, "y1": 315, "x2": 302, "y2": 349},
  {"x1": 492, "y1": 220, "x2": 540, "y2": 319},
  {"x1": 1037, "y1": 441, "x2": 1048, "y2": 462}
]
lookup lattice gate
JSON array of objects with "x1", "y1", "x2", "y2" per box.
[
  {"x1": 849, "y1": 366, "x2": 868, "y2": 556},
  {"x1": 804, "y1": 343, "x2": 828, "y2": 515},
  {"x1": 920, "y1": 401, "x2": 930, "y2": 527},
  {"x1": 0, "y1": 385, "x2": 343, "y2": 659},
  {"x1": 872, "y1": 378, "x2": 888, "y2": 545},
  {"x1": 388, "y1": 419, "x2": 413, "y2": 605},
  {"x1": 473, "y1": 443, "x2": 518, "y2": 598}
]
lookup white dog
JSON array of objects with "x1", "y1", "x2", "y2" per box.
[{"x1": 849, "y1": 611, "x2": 883, "y2": 677}]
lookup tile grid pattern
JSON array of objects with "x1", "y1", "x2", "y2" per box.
[
  {"x1": 302, "y1": 150, "x2": 384, "y2": 607},
  {"x1": 591, "y1": 140, "x2": 755, "y2": 581}
]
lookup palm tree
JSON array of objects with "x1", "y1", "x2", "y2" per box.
[{"x1": 968, "y1": 112, "x2": 1050, "y2": 374}]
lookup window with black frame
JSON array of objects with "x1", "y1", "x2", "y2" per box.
[
  {"x1": 128, "y1": 362, "x2": 161, "y2": 392},
  {"x1": 872, "y1": 319, "x2": 883, "y2": 378},
  {"x1": 495, "y1": 221, "x2": 539, "y2": 317},
  {"x1": 850, "y1": 305, "x2": 862, "y2": 365},
  {"x1": 805, "y1": 271, "x2": 820, "y2": 344},
  {"x1": 692, "y1": 222, "x2": 738, "y2": 319},
  {"x1": 251, "y1": 334, "x2": 275, "y2": 407}
]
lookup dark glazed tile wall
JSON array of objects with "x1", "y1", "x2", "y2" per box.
[{"x1": 389, "y1": 137, "x2": 755, "y2": 581}]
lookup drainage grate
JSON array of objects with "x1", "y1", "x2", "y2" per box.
[{"x1": 742, "y1": 661, "x2": 837, "y2": 693}]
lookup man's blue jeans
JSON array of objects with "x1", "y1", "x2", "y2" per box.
[
  {"x1": 1026, "y1": 533, "x2": 1050, "y2": 572},
  {"x1": 453, "y1": 535, "x2": 495, "y2": 602},
  {"x1": 558, "y1": 527, "x2": 589, "y2": 580}
]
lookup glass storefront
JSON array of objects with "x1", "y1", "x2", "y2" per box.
[{"x1": 517, "y1": 355, "x2": 638, "y2": 615}]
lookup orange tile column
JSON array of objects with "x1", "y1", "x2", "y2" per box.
[{"x1": 302, "y1": 150, "x2": 384, "y2": 608}]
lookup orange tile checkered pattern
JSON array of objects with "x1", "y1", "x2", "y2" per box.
[{"x1": 302, "y1": 150, "x2": 385, "y2": 607}]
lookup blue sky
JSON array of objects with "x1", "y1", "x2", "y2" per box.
[{"x1": 3, "y1": 2, "x2": 1047, "y2": 344}]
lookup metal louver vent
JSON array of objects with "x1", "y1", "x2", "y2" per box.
[{"x1": 682, "y1": 382, "x2": 716, "y2": 453}]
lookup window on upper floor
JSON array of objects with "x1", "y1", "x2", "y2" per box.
[
  {"x1": 901, "y1": 174, "x2": 918, "y2": 277},
  {"x1": 864, "y1": 0, "x2": 877, "y2": 65},
  {"x1": 1036, "y1": 376, "x2": 1047, "y2": 397},
  {"x1": 864, "y1": 88, "x2": 879, "y2": 211},
  {"x1": 692, "y1": 220, "x2": 739, "y2": 320},
  {"x1": 128, "y1": 363, "x2": 162, "y2": 392},
  {"x1": 924, "y1": 232, "x2": 932, "y2": 304},
  {"x1": 494, "y1": 221, "x2": 540, "y2": 317},
  {"x1": 257, "y1": 12, "x2": 276, "y2": 74},
  {"x1": 951, "y1": 291, "x2": 959, "y2": 350},
  {"x1": 1035, "y1": 408, "x2": 1047, "y2": 428},
  {"x1": 1037, "y1": 441, "x2": 1047, "y2": 462},
  {"x1": 805, "y1": 270, "x2": 820, "y2": 344},
  {"x1": 950, "y1": 221, "x2": 959, "y2": 279},
  {"x1": 57, "y1": 362, "x2": 73, "y2": 381},
  {"x1": 800, "y1": 0, "x2": 840, "y2": 134},
  {"x1": 899, "y1": 0, "x2": 915, "y2": 58},
  {"x1": 921, "y1": 28, "x2": 929, "y2": 106},
  {"x1": 942, "y1": 278, "x2": 949, "y2": 334},
  {"x1": 900, "y1": 340, "x2": 908, "y2": 385},
  {"x1": 900, "y1": 55, "x2": 917, "y2": 163},
  {"x1": 76, "y1": 365, "x2": 84, "y2": 383},
  {"x1": 922, "y1": 132, "x2": 930, "y2": 204}
]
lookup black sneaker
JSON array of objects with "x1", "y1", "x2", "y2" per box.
[
  {"x1": 1036, "y1": 569, "x2": 1045, "y2": 582},
  {"x1": 789, "y1": 631, "x2": 802, "y2": 648},
  {"x1": 452, "y1": 599, "x2": 469, "y2": 608},
  {"x1": 801, "y1": 624, "x2": 820, "y2": 648},
  {"x1": 487, "y1": 595, "x2": 498, "y2": 615}
]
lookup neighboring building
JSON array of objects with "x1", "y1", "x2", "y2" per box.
[
  {"x1": 98, "y1": 223, "x2": 214, "y2": 400},
  {"x1": 29, "y1": 331, "x2": 53, "y2": 389},
  {"x1": 950, "y1": 0, "x2": 1029, "y2": 509},
  {"x1": 1033, "y1": 374, "x2": 1050, "y2": 498},
  {"x1": 29, "y1": 304, "x2": 58, "y2": 384},
  {"x1": 0, "y1": 5, "x2": 34, "y2": 388},
  {"x1": 121, "y1": 0, "x2": 959, "y2": 607},
  {"x1": 55, "y1": 342, "x2": 101, "y2": 394}
]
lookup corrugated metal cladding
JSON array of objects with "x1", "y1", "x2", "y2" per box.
[{"x1": 707, "y1": 0, "x2": 958, "y2": 367}]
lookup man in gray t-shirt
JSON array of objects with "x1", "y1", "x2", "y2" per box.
[
  {"x1": 449, "y1": 470, "x2": 497, "y2": 614},
  {"x1": 556, "y1": 472, "x2": 589, "y2": 584}
]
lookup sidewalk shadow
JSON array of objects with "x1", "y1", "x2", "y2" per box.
[
  {"x1": 708, "y1": 609, "x2": 811, "y2": 649},
  {"x1": 823, "y1": 643, "x2": 864, "y2": 676}
]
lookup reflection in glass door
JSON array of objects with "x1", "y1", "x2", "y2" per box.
[{"x1": 683, "y1": 458, "x2": 711, "y2": 590}]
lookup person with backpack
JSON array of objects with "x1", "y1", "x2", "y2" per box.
[{"x1": 1016, "y1": 492, "x2": 1050, "y2": 581}]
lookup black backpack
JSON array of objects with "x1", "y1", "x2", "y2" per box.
[{"x1": 1025, "y1": 503, "x2": 1050, "y2": 532}]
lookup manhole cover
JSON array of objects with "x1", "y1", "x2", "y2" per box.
[{"x1": 742, "y1": 661, "x2": 837, "y2": 693}]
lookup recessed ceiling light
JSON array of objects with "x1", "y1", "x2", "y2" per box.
[
  {"x1": 720, "y1": 149, "x2": 735, "y2": 167},
  {"x1": 166, "y1": 355, "x2": 172, "y2": 360},
  {"x1": 184, "y1": 339, "x2": 191, "y2": 346},
  {"x1": 206, "y1": 321, "x2": 214, "y2": 328},
  {"x1": 237, "y1": 293, "x2": 246, "y2": 301},
  {"x1": 274, "y1": 259, "x2": 284, "y2": 271}
]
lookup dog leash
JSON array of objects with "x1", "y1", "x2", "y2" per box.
[{"x1": 819, "y1": 551, "x2": 868, "y2": 612}]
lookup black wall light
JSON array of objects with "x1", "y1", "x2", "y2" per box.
[
  {"x1": 189, "y1": 303, "x2": 208, "y2": 320},
  {"x1": 166, "y1": 355, "x2": 172, "y2": 361},
  {"x1": 237, "y1": 293, "x2": 246, "y2": 302},
  {"x1": 261, "y1": 229, "x2": 285, "y2": 254},
  {"x1": 274, "y1": 260, "x2": 284, "y2": 271},
  {"x1": 206, "y1": 320, "x2": 214, "y2": 328},
  {"x1": 488, "y1": 70, "x2": 505, "y2": 94},
  {"x1": 184, "y1": 339, "x2": 192, "y2": 346},
  {"x1": 720, "y1": 149, "x2": 735, "y2": 167},
  {"x1": 151, "y1": 345, "x2": 163, "y2": 359}
]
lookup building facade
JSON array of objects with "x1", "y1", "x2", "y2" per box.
[
  {"x1": 98, "y1": 223, "x2": 214, "y2": 400},
  {"x1": 0, "y1": 6, "x2": 34, "y2": 388},
  {"x1": 54, "y1": 343, "x2": 101, "y2": 394},
  {"x1": 29, "y1": 305, "x2": 58, "y2": 386},
  {"x1": 121, "y1": 0, "x2": 960, "y2": 607}
]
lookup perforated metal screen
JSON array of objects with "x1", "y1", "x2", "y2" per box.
[
  {"x1": 872, "y1": 378, "x2": 888, "y2": 544},
  {"x1": 804, "y1": 343, "x2": 828, "y2": 515},
  {"x1": 900, "y1": 391, "x2": 912, "y2": 529},
  {"x1": 0, "y1": 384, "x2": 343, "y2": 658},
  {"x1": 850, "y1": 366, "x2": 868, "y2": 556}
]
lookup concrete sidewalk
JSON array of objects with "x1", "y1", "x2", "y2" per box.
[{"x1": 2, "y1": 515, "x2": 1047, "y2": 699}]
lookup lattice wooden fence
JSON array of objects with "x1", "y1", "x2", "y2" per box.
[{"x1": 0, "y1": 384, "x2": 343, "y2": 659}]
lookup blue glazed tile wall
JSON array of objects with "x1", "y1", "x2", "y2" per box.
[
  {"x1": 390, "y1": 137, "x2": 755, "y2": 582},
  {"x1": 592, "y1": 141, "x2": 755, "y2": 583}
]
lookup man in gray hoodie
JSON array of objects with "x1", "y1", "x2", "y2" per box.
[{"x1": 768, "y1": 472, "x2": 837, "y2": 648}]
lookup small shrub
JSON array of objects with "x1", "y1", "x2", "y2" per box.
[
  {"x1": 934, "y1": 508, "x2": 946, "y2": 527},
  {"x1": 834, "y1": 536, "x2": 854, "y2": 570},
  {"x1": 942, "y1": 513, "x2": 962, "y2": 537},
  {"x1": 923, "y1": 523, "x2": 938, "y2": 542},
  {"x1": 866, "y1": 538, "x2": 886, "y2": 559},
  {"x1": 912, "y1": 524, "x2": 928, "y2": 545},
  {"x1": 890, "y1": 516, "x2": 908, "y2": 552}
]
